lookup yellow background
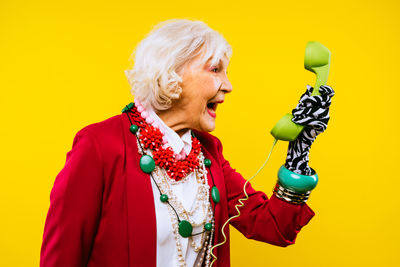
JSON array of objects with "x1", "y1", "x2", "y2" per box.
[{"x1": 1, "y1": 0, "x2": 399, "y2": 266}]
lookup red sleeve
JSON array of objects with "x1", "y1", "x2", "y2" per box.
[
  {"x1": 40, "y1": 127, "x2": 104, "y2": 266},
  {"x1": 216, "y1": 138, "x2": 315, "y2": 247}
]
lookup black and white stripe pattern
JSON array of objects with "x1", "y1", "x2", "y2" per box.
[{"x1": 285, "y1": 85, "x2": 335, "y2": 175}]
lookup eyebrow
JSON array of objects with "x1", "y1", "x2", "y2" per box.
[
  {"x1": 213, "y1": 59, "x2": 227, "y2": 68},
  {"x1": 205, "y1": 57, "x2": 228, "y2": 69}
]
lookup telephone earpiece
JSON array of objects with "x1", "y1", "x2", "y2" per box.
[{"x1": 270, "y1": 41, "x2": 331, "y2": 141}]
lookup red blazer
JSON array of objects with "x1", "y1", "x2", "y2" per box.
[{"x1": 40, "y1": 113, "x2": 315, "y2": 267}]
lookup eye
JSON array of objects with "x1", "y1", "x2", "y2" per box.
[{"x1": 210, "y1": 66, "x2": 219, "y2": 73}]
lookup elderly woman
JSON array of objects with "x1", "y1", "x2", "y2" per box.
[{"x1": 41, "y1": 19, "x2": 334, "y2": 267}]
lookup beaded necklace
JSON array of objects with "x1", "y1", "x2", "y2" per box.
[
  {"x1": 122, "y1": 102, "x2": 221, "y2": 267},
  {"x1": 125, "y1": 101, "x2": 202, "y2": 182}
]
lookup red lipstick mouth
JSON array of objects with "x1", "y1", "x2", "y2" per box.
[
  {"x1": 207, "y1": 107, "x2": 216, "y2": 118},
  {"x1": 206, "y1": 99, "x2": 224, "y2": 118}
]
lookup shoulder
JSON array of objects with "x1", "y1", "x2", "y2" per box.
[
  {"x1": 75, "y1": 114, "x2": 125, "y2": 140},
  {"x1": 72, "y1": 113, "x2": 126, "y2": 158}
]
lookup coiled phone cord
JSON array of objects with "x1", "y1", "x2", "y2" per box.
[{"x1": 209, "y1": 138, "x2": 278, "y2": 267}]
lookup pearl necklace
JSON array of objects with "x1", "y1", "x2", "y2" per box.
[{"x1": 138, "y1": 145, "x2": 212, "y2": 248}]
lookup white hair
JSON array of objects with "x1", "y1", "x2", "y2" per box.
[{"x1": 124, "y1": 19, "x2": 232, "y2": 111}]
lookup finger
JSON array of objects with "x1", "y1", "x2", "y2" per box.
[
  {"x1": 311, "y1": 107, "x2": 330, "y2": 120},
  {"x1": 294, "y1": 85, "x2": 320, "y2": 110},
  {"x1": 319, "y1": 85, "x2": 335, "y2": 97},
  {"x1": 292, "y1": 109, "x2": 330, "y2": 127},
  {"x1": 307, "y1": 119, "x2": 328, "y2": 131},
  {"x1": 297, "y1": 86, "x2": 312, "y2": 103},
  {"x1": 291, "y1": 112, "x2": 313, "y2": 125},
  {"x1": 303, "y1": 95, "x2": 332, "y2": 108},
  {"x1": 293, "y1": 98, "x2": 331, "y2": 118},
  {"x1": 293, "y1": 105, "x2": 313, "y2": 117}
]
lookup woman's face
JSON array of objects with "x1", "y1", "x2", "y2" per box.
[{"x1": 175, "y1": 51, "x2": 232, "y2": 133}]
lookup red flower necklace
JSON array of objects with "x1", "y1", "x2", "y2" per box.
[{"x1": 127, "y1": 104, "x2": 202, "y2": 182}]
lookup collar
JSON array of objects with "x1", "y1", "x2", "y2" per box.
[{"x1": 146, "y1": 105, "x2": 192, "y2": 156}]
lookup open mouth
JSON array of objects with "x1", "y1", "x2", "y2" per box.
[
  {"x1": 207, "y1": 102, "x2": 218, "y2": 111},
  {"x1": 206, "y1": 100, "x2": 223, "y2": 118}
]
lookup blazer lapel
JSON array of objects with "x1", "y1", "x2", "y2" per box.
[{"x1": 122, "y1": 113, "x2": 157, "y2": 267}]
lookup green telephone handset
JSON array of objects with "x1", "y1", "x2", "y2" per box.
[{"x1": 270, "y1": 41, "x2": 331, "y2": 141}]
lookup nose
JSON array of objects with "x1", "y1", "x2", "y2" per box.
[{"x1": 220, "y1": 73, "x2": 233, "y2": 93}]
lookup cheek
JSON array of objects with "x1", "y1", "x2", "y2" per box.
[
  {"x1": 185, "y1": 75, "x2": 220, "y2": 114},
  {"x1": 201, "y1": 77, "x2": 220, "y2": 98}
]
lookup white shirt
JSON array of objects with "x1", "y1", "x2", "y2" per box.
[{"x1": 145, "y1": 106, "x2": 205, "y2": 267}]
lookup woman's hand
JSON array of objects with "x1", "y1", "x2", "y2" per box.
[{"x1": 285, "y1": 85, "x2": 335, "y2": 175}]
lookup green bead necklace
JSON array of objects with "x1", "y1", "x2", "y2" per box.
[{"x1": 123, "y1": 103, "x2": 220, "y2": 238}]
